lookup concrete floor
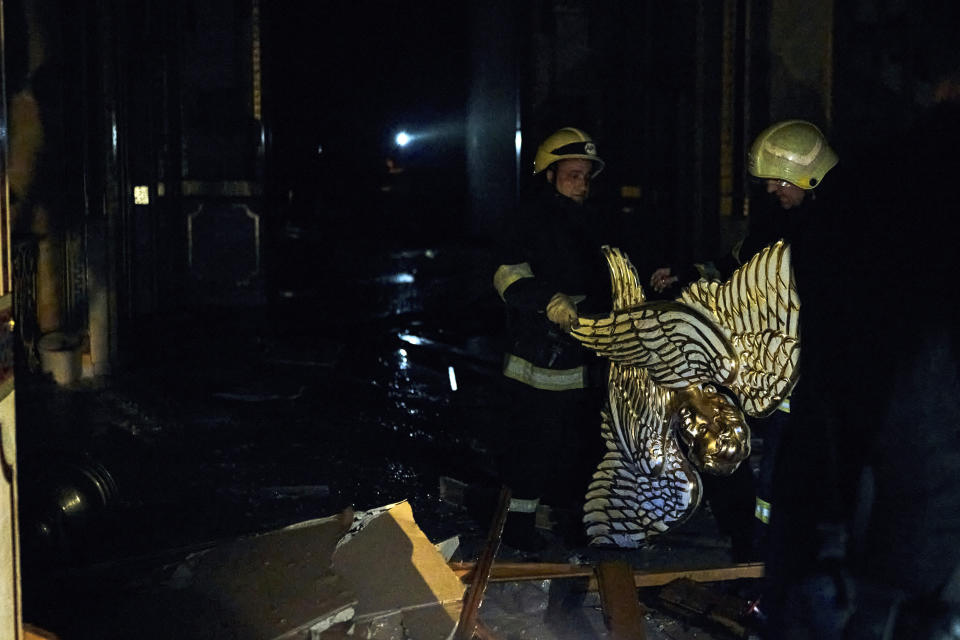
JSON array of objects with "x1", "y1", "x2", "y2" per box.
[{"x1": 14, "y1": 242, "x2": 764, "y2": 639}]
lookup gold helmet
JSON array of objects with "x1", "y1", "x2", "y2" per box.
[
  {"x1": 747, "y1": 119, "x2": 838, "y2": 189},
  {"x1": 533, "y1": 127, "x2": 605, "y2": 176}
]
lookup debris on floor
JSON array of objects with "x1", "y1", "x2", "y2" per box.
[
  {"x1": 17, "y1": 244, "x2": 770, "y2": 640},
  {"x1": 656, "y1": 578, "x2": 764, "y2": 639},
  {"x1": 329, "y1": 501, "x2": 466, "y2": 640},
  {"x1": 163, "y1": 500, "x2": 466, "y2": 640}
]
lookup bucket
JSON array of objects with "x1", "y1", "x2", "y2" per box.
[{"x1": 38, "y1": 332, "x2": 83, "y2": 386}]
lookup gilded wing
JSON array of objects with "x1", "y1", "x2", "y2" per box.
[
  {"x1": 573, "y1": 300, "x2": 738, "y2": 390},
  {"x1": 578, "y1": 247, "x2": 708, "y2": 545},
  {"x1": 603, "y1": 245, "x2": 646, "y2": 310},
  {"x1": 583, "y1": 362, "x2": 701, "y2": 547},
  {"x1": 573, "y1": 246, "x2": 737, "y2": 389},
  {"x1": 678, "y1": 240, "x2": 800, "y2": 417}
]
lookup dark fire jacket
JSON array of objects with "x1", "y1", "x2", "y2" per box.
[{"x1": 493, "y1": 186, "x2": 624, "y2": 391}]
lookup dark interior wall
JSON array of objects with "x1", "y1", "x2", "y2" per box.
[
  {"x1": 261, "y1": 1, "x2": 471, "y2": 245},
  {"x1": 766, "y1": 0, "x2": 834, "y2": 129},
  {"x1": 601, "y1": 1, "x2": 724, "y2": 270},
  {"x1": 23, "y1": 0, "x2": 267, "y2": 329},
  {"x1": 833, "y1": 0, "x2": 960, "y2": 164},
  {"x1": 179, "y1": 1, "x2": 260, "y2": 182},
  {"x1": 468, "y1": 1, "x2": 728, "y2": 270},
  {"x1": 120, "y1": 0, "x2": 176, "y2": 316},
  {"x1": 465, "y1": 1, "x2": 520, "y2": 240},
  {"x1": 5, "y1": 0, "x2": 97, "y2": 341},
  {"x1": 12, "y1": 0, "x2": 955, "y2": 348},
  {"x1": 97, "y1": 0, "x2": 746, "y2": 285},
  {"x1": 13, "y1": 0, "x2": 874, "y2": 358}
]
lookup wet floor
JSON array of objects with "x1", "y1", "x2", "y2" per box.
[{"x1": 15, "y1": 240, "x2": 761, "y2": 639}]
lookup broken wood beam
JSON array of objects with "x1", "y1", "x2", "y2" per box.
[
  {"x1": 472, "y1": 619, "x2": 504, "y2": 640},
  {"x1": 596, "y1": 561, "x2": 647, "y2": 640},
  {"x1": 454, "y1": 485, "x2": 511, "y2": 640},
  {"x1": 449, "y1": 561, "x2": 764, "y2": 591},
  {"x1": 451, "y1": 561, "x2": 593, "y2": 582},
  {"x1": 23, "y1": 624, "x2": 61, "y2": 640}
]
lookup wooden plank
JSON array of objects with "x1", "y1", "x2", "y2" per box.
[
  {"x1": 451, "y1": 562, "x2": 594, "y2": 583},
  {"x1": 454, "y1": 486, "x2": 511, "y2": 640},
  {"x1": 596, "y1": 561, "x2": 646, "y2": 640},
  {"x1": 631, "y1": 563, "x2": 764, "y2": 588},
  {"x1": 23, "y1": 624, "x2": 60, "y2": 640},
  {"x1": 473, "y1": 619, "x2": 504, "y2": 640},
  {"x1": 450, "y1": 561, "x2": 764, "y2": 590}
]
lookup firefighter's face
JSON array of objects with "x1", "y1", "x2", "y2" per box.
[
  {"x1": 766, "y1": 179, "x2": 806, "y2": 210},
  {"x1": 549, "y1": 159, "x2": 593, "y2": 204}
]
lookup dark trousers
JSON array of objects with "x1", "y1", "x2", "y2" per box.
[
  {"x1": 499, "y1": 378, "x2": 605, "y2": 509},
  {"x1": 700, "y1": 409, "x2": 788, "y2": 562}
]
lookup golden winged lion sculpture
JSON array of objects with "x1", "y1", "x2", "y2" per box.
[{"x1": 570, "y1": 241, "x2": 800, "y2": 547}]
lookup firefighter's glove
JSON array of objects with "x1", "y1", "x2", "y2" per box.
[{"x1": 546, "y1": 292, "x2": 579, "y2": 332}]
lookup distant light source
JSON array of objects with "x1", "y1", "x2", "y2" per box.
[
  {"x1": 448, "y1": 366, "x2": 458, "y2": 391},
  {"x1": 376, "y1": 272, "x2": 415, "y2": 284},
  {"x1": 133, "y1": 185, "x2": 150, "y2": 205},
  {"x1": 395, "y1": 131, "x2": 411, "y2": 147},
  {"x1": 515, "y1": 129, "x2": 522, "y2": 154}
]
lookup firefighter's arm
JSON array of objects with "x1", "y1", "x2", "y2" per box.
[
  {"x1": 493, "y1": 262, "x2": 535, "y2": 302},
  {"x1": 494, "y1": 262, "x2": 577, "y2": 329}
]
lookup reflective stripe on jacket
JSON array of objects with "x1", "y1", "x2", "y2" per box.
[
  {"x1": 494, "y1": 262, "x2": 534, "y2": 300},
  {"x1": 503, "y1": 353, "x2": 588, "y2": 391}
]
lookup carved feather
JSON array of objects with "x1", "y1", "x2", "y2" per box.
[{"x1": 679, "y1": 240, "x2": 800, "y2": 417}]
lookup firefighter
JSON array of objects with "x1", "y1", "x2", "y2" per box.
[
  {"x1": 650, "y1": 119, "x2": 839, "y2": 291},
  {"x1": 743, "y1": 120, "x2": 842, "y2": 559},
  {"x1": 747, "y1": 101, "x2": 960, "y2": 637},
  {"x1": 488, "y1": 127, "x2": 621, "y2": 550},
  {"x1": 642, "y1": 121, "x2": 843, "y2": 562},
  {"x1": 734, "y1": 121, "x2": 851, "y2": 636}
]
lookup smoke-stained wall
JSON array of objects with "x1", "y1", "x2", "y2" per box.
[
  {"x1": 834, "y1": 1, "x2": 960, "y2": 161},
  {"x1": 767, "y1": 0, "x2": 835, "y2": 130},
  {"x1": 465, "y1": 1, "x2": 521, "y2": 240},
  {"x1": 468, "y1": 1, "x2": 728, "y2": 270}
]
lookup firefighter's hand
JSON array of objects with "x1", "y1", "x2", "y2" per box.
[
  {"x1": 546, "y1": 293, "x2": 579, "y2": 331},
  {"x1": 650, "y1": 267, "x2": 678, "y2": 293}
]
